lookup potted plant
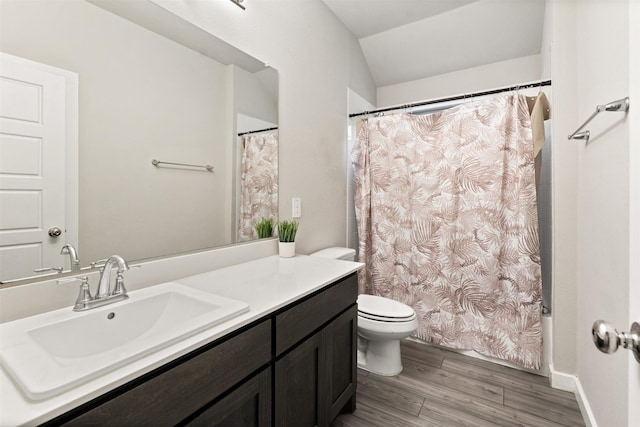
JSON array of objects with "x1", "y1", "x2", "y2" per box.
[
  {"x1": 278, "y1": 219, "x2": 299, "y2": 258},
  {"x1": 254, "y1": 218, "x2": 274, "y2": 239}
]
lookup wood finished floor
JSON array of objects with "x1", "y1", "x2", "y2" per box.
[{"x1": 331, "y1": 340, "x2": 585, "y2": 427}]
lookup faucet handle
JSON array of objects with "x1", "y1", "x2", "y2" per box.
[
  {"x1": 112, "y1": 272, "x2": 127, "y2": 296},
  {"x1": 74, "y1": 277, "x2": 93, "y2": 311},
  {"x1": 57, "y1": 276, "x2": 87, "y2": 285},
  {"x1": 110, "y1": 265, "x2": 140, "y2": 296},
  {"x1": 34, "y1": 266, "x2": 64, "y2": 274},
  {"x1": 90, "y1": 259, "x2": 108, "y2": 269},
  {"x1": 58, "y1": 276, "x2": 94, "y2": 311}
]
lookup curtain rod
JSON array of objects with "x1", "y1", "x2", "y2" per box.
[
  {"x1": 237, "y1": 126, "x2": 278, "y2": 137},
  {"x1": 349, "y1": 79, "x2": 552, "y2": 119}
]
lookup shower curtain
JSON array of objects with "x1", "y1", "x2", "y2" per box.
[
  {"x1": 352, "y1": 93, "x2": 542, "y2": 369},
  {"x1": 237, "y1": 132, "x2": 278, "y2": 242}
]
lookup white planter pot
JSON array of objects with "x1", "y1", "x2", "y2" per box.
[{"x1": 278, "y1": 241, "x2": 296, "y2": 258}]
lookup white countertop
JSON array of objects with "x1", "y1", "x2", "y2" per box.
[{"x1": 0, "y1": 255, "x2": 363, "y2": 426}]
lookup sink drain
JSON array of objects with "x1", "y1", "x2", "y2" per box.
[{"x1": 107, "y1": 312, "x2": 115, "y2": 320}]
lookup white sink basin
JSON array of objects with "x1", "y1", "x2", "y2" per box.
[{"x1": 0, "y1": 282, "x2": 249, "y2": 400}]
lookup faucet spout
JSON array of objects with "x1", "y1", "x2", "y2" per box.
[
  {"x1": 96, "y1": 255, "x2": 129, "y2": 299},
  {"x1": 60, "y1": 244, "x2": 81, "y2": 272}
]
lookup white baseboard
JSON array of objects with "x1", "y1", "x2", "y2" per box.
[
  {"x1": 549, "y1": 362, "x2": 576, "y2": 391},
  {"x1": 574, "y1": 377, "x2": 598, "y2": 427},
  {"x1": 549, "y1": 363, "x2": 597, "y2": 427}
]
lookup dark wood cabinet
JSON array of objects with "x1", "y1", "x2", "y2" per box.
[
  {"x1": 275, "y1": 275, "x2": 358, "y2": 427},
  {"x1": 275, "y1": 273, "x2": 358, "y2": 355},
  {"x1": 53, "y1": 320, "x2": 271, "y2": 427},
  {"x1": 47, "y1": 273, "x2": 358, "y2": 427},
  {"x1": 326, "y1": 305, "x2": 357, "y2": 421},
  {"x1": 275, "y1": 332, "x2": 327, "y2": 427},
  {"x1": 185, "y1": 367, "x2": 271, "y2": 427}
]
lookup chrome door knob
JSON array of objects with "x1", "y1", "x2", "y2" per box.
[
  {"x1": 592, "y1": 320, "x2": 640, "y2": 364},
  {"x1": 48, "y1": 227, "x2": 63, "y2": 237}
]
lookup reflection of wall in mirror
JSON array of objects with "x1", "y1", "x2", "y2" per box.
[
  {"x1": 0, "y1": 0, "x2": 230, "y2": 266},
  {"x1": 233, "y1": 66, "x2": 278, "y2": 126}
]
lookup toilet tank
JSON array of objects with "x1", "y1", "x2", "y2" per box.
[{"x1": 309, "y1": 247, "x2": 356, "y2": 261}]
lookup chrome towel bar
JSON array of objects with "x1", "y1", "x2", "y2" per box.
[
  {"x1": 151, "y1": 159, "x2": 214, "y2": 172},
  {"x1": 568, "y1": 97, "x2": 630, "y2": 142}
]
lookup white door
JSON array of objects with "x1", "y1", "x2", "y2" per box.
[
  {"x1": 576, "y1": 2, "x2": 640, "y2": 423},
  {"x1": 0, "y1": 54, "x2": 67, "y2": 281},
  {"x1": 629, "y1": 1, "x2": 640, "y2": 416}
]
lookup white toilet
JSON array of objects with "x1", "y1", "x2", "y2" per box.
[{"x1": 310, "y1": 247, "x2": 418, "y2": 376}]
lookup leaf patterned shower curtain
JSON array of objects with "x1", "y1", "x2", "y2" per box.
[
  {"x1": 237, "y1": 132, "x2": 278, "y2": 242},
  {"x1": 352, "y1": 94, "x2": 543, "y2": 369}
]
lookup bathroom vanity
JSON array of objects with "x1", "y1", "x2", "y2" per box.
[{"x1": 0, "y1": 255, "x2": 362, "y2": 426}]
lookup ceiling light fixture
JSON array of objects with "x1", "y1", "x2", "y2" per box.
[{"x1": 230, "y1": 0, "x2": 245, "y2": 10}]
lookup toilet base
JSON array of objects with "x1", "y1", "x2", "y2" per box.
[{"x1": 357, "y1": 336, "x2": 403, "y2": 376}]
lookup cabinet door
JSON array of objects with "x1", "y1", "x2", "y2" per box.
[
  {"x1": 326, "y1": 306, "x2": 357, "y2": 420},
  {"x1": 185, "y1": 368, "x2": 271, "y2": 427},
  {"x1": 275, "y1": 332, "x2": 327, "y2": 427}
]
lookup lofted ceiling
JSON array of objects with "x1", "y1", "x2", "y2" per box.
[{"x1": 322, "y1": 0, "x2": 546, "y2": 88}]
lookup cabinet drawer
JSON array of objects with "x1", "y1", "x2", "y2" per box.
[
  {"x1": 275, "y1": 273, "x2": 357, "y2": 356},
  {"x1": 61, "y1": 320, "x2": 271, "y2": 426}
]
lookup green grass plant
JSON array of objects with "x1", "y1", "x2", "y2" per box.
[
  {"x1": 254, "y1": 218, "x2": 274, "y2": 239},
  {"x1": 278, "y1": 220, "x2": 299, "y2": 242}
]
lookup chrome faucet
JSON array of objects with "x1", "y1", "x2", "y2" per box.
[
  {"x1": 57, "y1": 255, "x2": 135, "y2": 311},
  {"x1": 96, "y1": 255, "x2": 130, "y2": 299},
  {"x1": 60, "y1": 244, "x2": 81, "y2": 272}
]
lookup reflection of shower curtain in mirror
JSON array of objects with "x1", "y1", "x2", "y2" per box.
[
  {"x1": 352, "y1": 94, "x2": 543, "y2": 369},
  {"x1": 237, "y1": 132, "x2": 278, "y2": 242}
]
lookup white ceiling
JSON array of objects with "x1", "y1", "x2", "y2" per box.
[{"x1": 322, "y1": 0, "x2": 546, "y2": 87}]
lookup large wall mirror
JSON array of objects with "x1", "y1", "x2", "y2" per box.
[{"x1": 0, "y1": 0, "x2": 278, "y2": 284}]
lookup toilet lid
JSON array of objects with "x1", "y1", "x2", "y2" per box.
[{"x1": 357, "y1": 294, "x2": 415, "y2": 321}]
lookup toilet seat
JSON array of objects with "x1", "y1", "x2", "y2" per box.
[
  {"x1": 357, "y1": 294, "x2": 416, "y2": 323},
  {"x1": 358, "y1": 311, "x2": 417, "y2": 322}
]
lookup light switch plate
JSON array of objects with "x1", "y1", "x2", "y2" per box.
[{"x1": 292, "y1": 197, "x2": 301, "y2": 218}]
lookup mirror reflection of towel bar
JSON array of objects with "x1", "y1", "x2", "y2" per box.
[
  {"x1": 151, "y1": 159, "x2": 214, "y2": 172},
  {"x1": 568, "y1": 97, "x2": 630, "y2": 142},
  {"x1": 571, "y1": 130, "x2": 590, "y2": 141}
]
